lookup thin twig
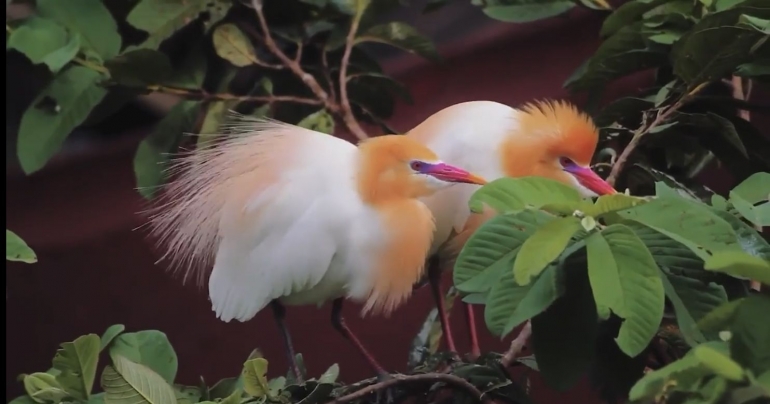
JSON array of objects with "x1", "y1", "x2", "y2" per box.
[
  {"x1": 321, "y1": 47, "x2": 337, "y2": 103},
  {"x1": 337, "y1": 8, "x2": 369, "y2": 140},
  {"x1": 606, "y1": 82, "x2": 710, "y2": 186},
  {"x1": 251, "y1": 0, "x2": 335, "y2": 110},
  {"x1": 146, "y1": 85, "x2": 322, "y2": 105},
  {"x1": 500, "y1": 321, "x2": 532, "y2": 368},
  {"x1": 329, "y1": 373, "x2": 490, "y2": 404}
]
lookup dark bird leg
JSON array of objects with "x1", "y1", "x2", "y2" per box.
[
  {"x1": 330, "y1": 298, "x2": 388, "y2": 376},
  {"x1": 463, "y1": 302, "x2": 481, "y2": 360},
  {"x1": 270, "y1": 300, "x2": 303, "y2": 383},
  {"x1": 427, "y1": 264, "x2": 459, "y2": 355}
]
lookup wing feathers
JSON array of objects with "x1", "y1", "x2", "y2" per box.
[{"x1": 144, "y1": 115, "x2": 355, "y2": 287}]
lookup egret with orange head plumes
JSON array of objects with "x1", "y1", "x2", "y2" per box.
[
  {"x1": 144, "y1": 116, "x2": 487, "y2": 381},
  {"x1": 407, "y1": 100, "x2": 617, "y2": 358}
]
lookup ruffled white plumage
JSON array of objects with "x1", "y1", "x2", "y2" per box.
[{"x1": 146, "y1": 117, "x2": 388, "y2": 322}]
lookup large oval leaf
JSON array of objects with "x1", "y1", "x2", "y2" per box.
[
  {"x1": 588, "y1": 225, "x2": 665, "y2": 357},
  {"x1": 37, "y1": 0, "x2": 121, "y2": 60},
  {"x1": 6, "y1": 230, "x2": 37, "y2": 263},
  {"x1": 468, "y1": 177, "x2": 584, "y2": 215},
  {"x1": 17, "y1": 66, "x2": 108, "y2": 174},
  {"x1": 513, "y1": 216, "x2": 582, "y2": 286},
  {"x1": 101, "y1": 354, "x2": 176, "y2": 404},
  {"x1": 52, "y1": 334, "x2": 101, "y2": 400},
  {"x1": 453, "y1": 210, "x2": 554, "y2": 293},
  {"x1": 109, "y1": 330, "x2": 178, "y2": 384}
]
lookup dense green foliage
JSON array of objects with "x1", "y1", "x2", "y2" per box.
[{"x1": 6, "y1": 0, "x2": 770, "y2": 403}]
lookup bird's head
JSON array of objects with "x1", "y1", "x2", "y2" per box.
[
  {"x1": 501, "y1": 100, "x2": 616, "y2": 197},
  {"x1": 357, "y1": 135, "x2": 487, "y2": 203}
]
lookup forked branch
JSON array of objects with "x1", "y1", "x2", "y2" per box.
[{"x1": 250, "y1": 0, "x2": 370, "y2": 140}]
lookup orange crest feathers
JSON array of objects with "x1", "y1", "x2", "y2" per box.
[{"x1": 518, "y1": 99, "x2": 599, "y2": 165}]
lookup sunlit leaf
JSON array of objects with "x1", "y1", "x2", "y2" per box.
[
  {"x1": 212, "y1": 24, "x2": 259, "y2": 67},
  {"x1": 6, "y1": 229, "x2": 37, "y2": 263},
  {"x1": 513, "y1": 216, "x2": 582, "y2": 286},
  {"x1": 242, "y1": 358, "x2": 270, "y2": 398},
  {"x1": 704, "y1": 251, "x2": 770, "y2": 284},
  {"x1": 101, "y1": 354, "x2": 176, "y2": 404},
  {"x1": 109, "y1": 330, "x2": 178, "y2": 384},
  {"x1": 52, "y1": 334, "x2": 101, "y2": 400}
]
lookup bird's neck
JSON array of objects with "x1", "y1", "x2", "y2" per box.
[{"x1": 361, "y1": 199, "x2": 435, "y2": 317}]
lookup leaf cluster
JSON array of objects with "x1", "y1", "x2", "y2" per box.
[
  {"x1": 6, "y1": 0, "x2": 440, "y2": 198},
  {"x1": 452, "y1": 173, "x2": 769, "y2": 393},
  {"x1": 9, "y1": 324, "x2": 537, "y2": 404}
]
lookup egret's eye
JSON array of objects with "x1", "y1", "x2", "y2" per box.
[
  {"x1": 410, "y1": 161, "x2": 424, "y2": 171},
  {"x1": 559, "y1": 157, "x2": 574, "y2": 167}
]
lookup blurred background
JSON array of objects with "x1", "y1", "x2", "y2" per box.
[{"x1": 6, "y1": 0, "x2": 769, "y2": 403}]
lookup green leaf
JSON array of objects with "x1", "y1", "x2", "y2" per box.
[
  {"x1": 52, "y1": 334, "x2": 101, "y2": 400},
  {"x1": 672, "y1": 4, "x2": 770, "y2": 85},
  {"x1": 709, "y1": 207, "x2": 770, "y2": 260},
  {"x1": 318, "y1": 364, "x2": 340, "y2": 384},
  {"x1": 468, "y1": 177, "x2": 583, "y2": 215},
  {"x1": 100, "y1": 324, "x2": 126, "y2": 351},
  {"x1": 663, "y1": 272, "x2": 727, "y2": 345},
  {"x1": 530, "y1": 269, "x2": 598, "y2": 391},
  {"x1": 600, "y1": 0, "x2": 673, "y2": 38},
  {"x1": 481, "y1": 1, "x2": 576, "y2": 24},
  {"x1": 134, "y1": 100, "x2": 199, "y2": 199},
  {"x1": 670, "y1": 112, "x2": 749, "y2": 158},
  {"x1": 212, "y1": 24, "x2": 259, "y2": 67},
  {"x1": 174, "y1": 384, "x2": 202, "y2": 404},
  {"x1": 127, "y1": 0, "x2": 209, "y2": 50},
  {"x1": 587, "y1": 225, "x2": 666, "y2": 356},
  {"x1": 104, "y1": 49, "x2": 173, "y2": 88},
  {"x1": 356, "y1": 22, "x2": 441, "y2": 63},
  {"x1": 6, "y1": 229, "x2": 37, "y2": 263},
  {"x1": 109, "y1": 330, "x2": 178, "y2": 384},
  {"x1": 704, "y1": 251, "x2": 770, "y2": 284},
  {"x1": 513, "y1": 216, "x2": 582, "y2": 286},
  {"x1": 698, "y1": 298, "x2": 745, "y2": 333},
  {"x1": 297, "y1": 109, "x2": 335, "y2": 135},
  {"x1": 616, "y1": 196, "x2": 742, "y2": 259},
  {"x1": 204, "y1": 0, "x2": 232, "y2": 32},
  {"x1": 36, "y1": 0, "x2": 121, "y2": 60},
  {"x1": 454, "y1": 210, "x2": 554, "y2": 293},
  {"x1": 242, "y1": 358, "x2": 270, "y2": 398},
  {"x1": 566, "y1": 22, "x2": 668, "y2": 92},
  {"x1": 17, "y1": 66, "x2": 108, "y2": 174},
  {"x1": 693, "y1": 344, "x2": 746, "y2": 381},
  {"x1": 628, "y1": 345, "x2": 715, "y2": 400},
  {"x1": 101, "y1": 354, "x2": 177, "y2": 404},
  {"x1": 729, "y1": 294, "x2": 770, "y2": 374},
  {"x1": 586, "y1": 194, "x2": 649, "y2": 217},
  {"x1": 7, "y1": 396, "x2": 37, "y2": 404},
  {"x1": 208, "y1": 377, "x2": 242, "y2": 400},
  {"x1": 501, "y1": 265, "x2": 565, "y2": 336},
  {"x1": 6, "y1": 16, "x2": 80, "y2": 73},
  {"x1": 23, "y1": 372, "x2": 68, "y2": 404}
]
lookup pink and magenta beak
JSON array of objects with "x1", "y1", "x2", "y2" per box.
[
  {"x1": 564, "y1": 164, "x2": 617, "y2": 195},
  {"x1": 421, "y1": 162, "x2": 487, "y2": 185}
]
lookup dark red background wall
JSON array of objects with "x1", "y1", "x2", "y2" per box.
[{"x1": 6, "y1": 8, "x2": 768, "y2": 404}]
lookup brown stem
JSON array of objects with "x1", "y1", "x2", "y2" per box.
[
  {"x1": 146, "y1": 85, "x2": 322, "y2": 105},
  {"x1": 337, "y1": 10, "x2": 369, "y2": 141},
  {"x1": 500, "y1": 321, "x2": 532, "y2": 367},
  {"x1": 250, "y1": 0, "x2": 335, "y2": 110},
  {"x1": 606, "y1": 82, "x2": 710, "y2": 186},
  {"x1": 329, "y1": 373, "x2": 490, "y2": 404}
]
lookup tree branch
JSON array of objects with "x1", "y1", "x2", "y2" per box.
[
  {"x1": 606, "y1": 82, "x2": 710, "y2": 186},
  {"x1": 250, "y1": 0, "x2": 334, "y2": 110},
  {"x1": 329, "y1": 373, "x2": 491, "y2": 404},
  {"x1": 146, "y1": 85, "x2": 322, "y2": 105},
  {"x1": 337, "y1": 8, "x2": 369, "y2": 141},
  {"x1": 249, "y1": 0, "x2": 370, "y2": 140},
  {"x1": 500, "y1": 320, "x2": 532, "y2": 368}
]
